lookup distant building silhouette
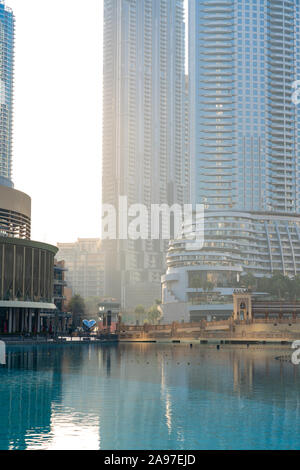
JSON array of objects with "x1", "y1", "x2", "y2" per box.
[
  {"x1": 56, "y1": 238, "x2": 104, "y2": 299},
  {"x1": 102, "y1": 0, "x2": 187, "y2": 309}
]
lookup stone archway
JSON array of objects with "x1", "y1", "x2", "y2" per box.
[{"x1": 233, "y1": 290, "x2": 252, "y2": 322}]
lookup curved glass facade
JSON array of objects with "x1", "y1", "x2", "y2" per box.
[
  {"x1": 186, "y1": 0, "x2": 300, "y2": 275},
  {"x1": 0, "y1": 237, "x2": 57, "y2": 302},
  {"x1": 162, "y1": 211, "x2": 300, "y2": 321},
  {"x1": 167, "y1": 212, "x2": 300, "y2": 277},
  {"x1": 161, "y1": 0, "x2": 300, "y2": 321},
  {"x1": 0, "y1": 1, "x2": 14, "y2": 189}
]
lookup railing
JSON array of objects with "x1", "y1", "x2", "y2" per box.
[
  {"x1": 0, "y1": 334, "x2": 68, "y2": 343},
  {"x1": 119, "y1": 318, "x2": 300, "y2": 341},
  {"x1": 121, "y1": 318, "x2": 300, "y2": 333},
  {"x1": 251, "y1": 318, "x2": 300, "y2": 324}
]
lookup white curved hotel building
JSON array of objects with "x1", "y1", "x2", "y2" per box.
[
  {"x1": 162, "y1": 0, "x2": 300, "y2": 322},
  {"x1": 102, "y1": 0, "x2": 187, "y2": 309}
]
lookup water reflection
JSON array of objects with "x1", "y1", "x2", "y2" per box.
[
  {"x1": 0, "y1": 343, "x2": 299, "y2": 450},
  {"x1": 0, "y1": 341, "x2": 5, "y2": 365}
]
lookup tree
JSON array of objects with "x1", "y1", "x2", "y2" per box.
[
  {"x1": 134, "y1": 305, "x2": 146, "y2": 325},
  {"x1": 68, "y1": 295, "x2": 85, "y2": 328},
  {"x1": 135, "y1": 305, "x2": 146, "y2": 316},
  {"x1": 256, "y1": 276, "x2": 271, "y2": 295},
  {"x1": 147, "y1": 305, "x2": 161, "y2": 324},
  {"x1": 240, "y1": 273, "x2": 257, "y2": 290},
  {"x1": 256, "y1": 273, "x2": 296, "y2": 301},
  {"x1": 268, "y1": 273, "x2": 290, "y2": 300},
  {"x1": 85, "y1": 296, "x2": 103, "y2": 319},
  {"x1": 291, "y1": 275, "x2": 300, "y2": 300}
]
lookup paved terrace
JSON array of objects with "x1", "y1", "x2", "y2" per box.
[{"x1": 2, "y1": 319, "x2": 300, "y2": 345}]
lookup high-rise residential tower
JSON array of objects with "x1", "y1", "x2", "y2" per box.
[
  {"x1": 102, "y1": 0, "x2": 186, "y2": 309},
  {"x1": 57, "y1": 239, "x2": 105, "y2": 299},
  {"x1": 0, "y1": 0, "x2": 14, "y2": 188},
  {"x1": 189, "y1": 0, "x2": 300, "y2": 213},
  {"x1": 162, "y1": 0, "x2": 300, "y2": 322}
]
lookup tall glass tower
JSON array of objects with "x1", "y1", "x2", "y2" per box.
[
  {"x1": 102, "y1": 0, "x2": 186, "y2": 308},
  {"x1": 189, "y1": 0, "x2": 300, "y2": 213},
  {"x1": 0, "y1": 1, "x2": 14, "y2": 188},
  {"x1": 186, "y1": 0, "x2": 300, "y2": 278}
]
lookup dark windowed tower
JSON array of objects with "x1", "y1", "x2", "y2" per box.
[{"x1": 102, "y1": 0, "x2": 186, "y2": 308}]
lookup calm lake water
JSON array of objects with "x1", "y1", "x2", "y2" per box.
[{"x1": 0, "y1": 342, "x2": 299, "y2": 450}]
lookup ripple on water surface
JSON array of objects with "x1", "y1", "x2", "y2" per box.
[{"x1": 0, "y1": 343, "x2": 299, "y2": 450}]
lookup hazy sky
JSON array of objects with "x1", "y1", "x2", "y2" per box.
[
  {"x1": 7, "y1": 0, "x2": 102, "y2": 245},
  {"x1": 6, "y1": 0, "x2": 187, "y2": 246}
]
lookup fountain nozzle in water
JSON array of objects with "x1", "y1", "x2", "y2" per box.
[{"x1": 0, "y1": 341, "x2": 6, "y2": 365}]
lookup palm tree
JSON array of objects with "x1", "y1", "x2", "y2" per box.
[
  {"x1": 134, "y1": 305, "x2": 146, "y2": 325},
  {"x1": 291, "y1": 275, "x2": 300, "y2": 300},
  {"x1": 68, "y1": 294, "x2": 85, "y2": 328},
  {"x1": 240, "y1": 273, "x2": 257, "y2": 290},
  {"x1": 147, "y1": 305, "x2": 161, "y2": 324},
  {"x1": 268, "y1": 273, "x2": 290, "y2": 300}
]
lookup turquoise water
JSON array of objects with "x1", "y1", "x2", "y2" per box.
[{"x1": 0, "y1": 343, "x2": 299, "y2": 450}]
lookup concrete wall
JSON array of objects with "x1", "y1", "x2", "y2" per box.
[
  {"x1": 119, "y1": 319, "x2": 300, "y2": 342},
  {"x1": 0, "y1": 185, "x2": 31, "y2": 218}
]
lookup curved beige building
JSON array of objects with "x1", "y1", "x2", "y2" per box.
[
  {"x1": 0, "y1": 236, "x2": 58, "y2": 334},
  {"x1": 0, "y1": 185, "x2": 31, "y2": 239}
]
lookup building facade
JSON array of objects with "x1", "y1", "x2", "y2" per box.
[
  {"x1": 0, "y1": 1, "x2": 14, "y2": 189},
  {"x1": 102, "y1": 0, "x2": 186, "y2": 309},
  {"x1": 0, "y1": 237, "x2": 57, "y2": 333},
  {"x1": 0, "y1": 1, "x2": 60, "y2": 335},
  {"x1": 0, "y1": 185, "x2": 31, "y2": 239},
  {"x1": 189, "y1": 0, "x2": 300, "y2": 212},
  {"x1": 56, "y1": 238, "x2": 105, "y2": 300},
  {"x1": 50, "y1": 260, "x2": 71, "y2": 333},
  {"x1": 162, "y1": 0, "x2": 300, "y2": 322}
]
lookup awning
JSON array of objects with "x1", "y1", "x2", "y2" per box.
[{"x1": 0, "y1": 301, "x2": 57, "y2": 310}]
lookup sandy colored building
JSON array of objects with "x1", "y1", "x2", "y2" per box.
[{"x1": 56, "y1": 238, "x2": 104, "y2": 300}]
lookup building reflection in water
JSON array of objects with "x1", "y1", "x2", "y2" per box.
[
  {"x1": 0, "y1": 343, "x2": 300, "y2": 449},
  {"x1": 0, "y1": 341, "x2": 5, "y2": 365}
]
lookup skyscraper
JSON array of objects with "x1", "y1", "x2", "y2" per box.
[
  {"x1": 0, "y1": 0, "x2": 14, "y2": 188},
  {"x1": 162, "y1": 0, "x2": 300, "y2": 322},
  {"x1": 57, "y1": 239, "x2": 105, "y2": 299},
  {"x1": 102, "y1": 0, "x2": 186, "y2": 309},
  {"x1": 189, "y1": 0, "x2": 300, "y2": 213}
]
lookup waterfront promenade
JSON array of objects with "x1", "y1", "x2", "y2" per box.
[
  {"x1": 119, "y1": 319, "x2": 300, "y2": 344},
  {"x1": 2, "y1": 318, "x2": 300, "y2": 345}
]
